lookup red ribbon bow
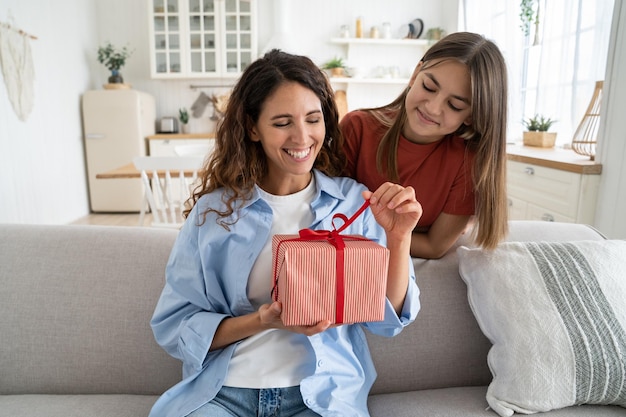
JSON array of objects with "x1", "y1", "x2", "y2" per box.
[{"x1": 272, "y1": 200, "x2": 371, "y2": 324}]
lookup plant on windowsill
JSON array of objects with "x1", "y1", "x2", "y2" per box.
[
  {"x1": 321, "y1": 56, "x2": 346, "y2": 77},
  {"x1": 522, "y1": 114, "x2": 557, "y2": 148},
  {"x1": 97, "y1": 42, "x2": 133, "y2": 88}
]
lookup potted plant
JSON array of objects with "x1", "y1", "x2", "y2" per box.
[
  {"x1": 97, "y1": 42, "x2": 133, "y2": 85},
  {"x1": 426, "y1": 27, "x2": 445, "y2": 41},
  {"x1": 520, "y1": 0, "x2": 539, "y2": 36},
  {"x1": 522, "y1": 114, "x2": 557, "y2": 147},
  {"x1": 321, "y1": 56, "x2": 346, "y2": 77},
  {"x1": 179, "y1": 108, "x2": 190, "y2": 133}
]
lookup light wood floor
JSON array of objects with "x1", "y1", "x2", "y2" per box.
[{"x1": 70, "y1": 212, "x2": 153, "y2": 227}]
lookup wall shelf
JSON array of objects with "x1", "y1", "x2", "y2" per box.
[
  {"x1": 329, "y1": 36, "x2": 429, "y2": 110},
  {"x1": 330, "y1": 37, "x2": 431, "y2": 47},
  {"x1": 329, "y1": 77, "x2": 410, "y2": 85}
]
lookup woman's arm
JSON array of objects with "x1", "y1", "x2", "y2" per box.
[
  {"x1": 363, "y1": 183, "x2": 422, "y2": 315},
  {"x1": 410, "y1": 212, "x2": 472, "y2": 259},
  {"x1": 210, "y1": 303, "x2": 332, "y2": 351}
]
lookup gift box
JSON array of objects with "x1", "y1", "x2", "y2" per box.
[
  {"x1": 271, "y1": 202, "x2": 389, "y2": 326},
  {"x1": 272, "y1": 234, "x2": 389, "y2": 326}
]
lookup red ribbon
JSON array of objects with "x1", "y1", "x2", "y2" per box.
[{"x1": 272, "y1": 199, "x2": 371, "y2": 324}]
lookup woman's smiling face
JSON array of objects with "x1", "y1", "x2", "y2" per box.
[
  {"x1": 250, "y1": 81, "x2": 325, "y2": 195},
  {"x1": 403, "y1": 58, "x2": 473, "y2": 144}
]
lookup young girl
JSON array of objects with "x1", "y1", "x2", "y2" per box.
[
  {"x1": 341, "y1": 31, "x2": 509, "y2": 259},
  {"x1": 149, "y1": 50, "x2": 422, "y2": 417}
]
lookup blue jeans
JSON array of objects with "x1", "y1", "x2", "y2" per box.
[{"x1": 186, "y1": 385, "x2": 321, "y2": 417}]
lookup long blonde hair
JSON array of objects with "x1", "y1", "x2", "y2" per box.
[{"x1": 367, "y1": 32, "x2": 509, "y2": 249}]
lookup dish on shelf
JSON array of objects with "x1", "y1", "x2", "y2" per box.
[{"x1": 408, "y1": 18, "x2": 424, "y2": 39}]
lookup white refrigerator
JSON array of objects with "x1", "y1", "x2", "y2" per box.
[{"x1": 82, "y1": 90, "x2": 156, "y2": 212}]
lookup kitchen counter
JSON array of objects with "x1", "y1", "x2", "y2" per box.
[
  {"x1": 506, "y1": 143, "x2": 602, "y2": 174},
  {"x1": 146, "y1": 134, "x2": 215, "y2": 157},
  {"x1": 506, "y1": 143, "x2": 602, "y2": 223},
  {"x1": 147, "y1": 133, "x2": 215, "y2": 140}
]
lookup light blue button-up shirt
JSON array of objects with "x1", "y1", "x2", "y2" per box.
[{"x1": 149, "y1": 170, "x2": 420, "y2": 417}]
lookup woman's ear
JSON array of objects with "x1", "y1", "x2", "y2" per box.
[
  {"x1": 463, "y1": 116, "x2": 473, "y2": 126},
  {"x1": 249, "y1": 125, "x2": 260, "y2": 142}
]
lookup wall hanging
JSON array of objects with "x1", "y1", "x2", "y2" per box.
[{"x1": 0, "y1": 19, "x2": 36, "y2": 121}]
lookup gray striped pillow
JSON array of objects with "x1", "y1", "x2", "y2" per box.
[{"x1": 458, "y1": 240, "x2": 626, "y2": 417}]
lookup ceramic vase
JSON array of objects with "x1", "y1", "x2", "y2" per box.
[{"x1": 108, "y1": 70, "x2": 124, "y2": 84}]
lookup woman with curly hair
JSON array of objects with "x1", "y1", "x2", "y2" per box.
[{"x1": 149, "y1": 49, "x2": 422, "y2": 417}]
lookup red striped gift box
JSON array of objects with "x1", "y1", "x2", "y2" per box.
[{"x1": 271, "y1": 201, "x2": 389, "y2": 326}]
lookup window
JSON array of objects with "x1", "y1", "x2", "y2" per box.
[{"x1": 460, "y1": 0, "x2": 614, "y2": 145}]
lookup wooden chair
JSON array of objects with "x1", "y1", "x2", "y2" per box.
[{"x1": 132, "y1": 156, "x2": 204, "y2": 228}]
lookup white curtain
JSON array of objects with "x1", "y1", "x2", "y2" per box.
[{"x1": 459, "y1": 0, "x2": 614, "y2": 144}]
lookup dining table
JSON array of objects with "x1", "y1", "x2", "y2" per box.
[{"x1": 96, "y1": 163, "x2": 200, "y2": 179}]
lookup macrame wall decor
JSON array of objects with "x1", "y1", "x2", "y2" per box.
[{"x1": 0, "y1": 19, "x2": 37, "y2": 122}]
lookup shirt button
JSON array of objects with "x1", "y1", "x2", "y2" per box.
[{"x1": 317, "y1": 360, "x2": 324, "y2": 367}]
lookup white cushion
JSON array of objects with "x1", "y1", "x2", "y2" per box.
[{"x1": 457, "y1": 240, "x2": 626, "y2": 416}]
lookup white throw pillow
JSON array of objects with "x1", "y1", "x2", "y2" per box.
[{"x1": 457, "y1": 240, "x2": 626, "y2": 417}]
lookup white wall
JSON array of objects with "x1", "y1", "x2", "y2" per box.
[
  {"x1": 124, "y1": 0, "x2": 455, "y2": 130},
  {"x1": 2, "y1": 0, "x2": 623, "y2": 239},
  {"x1": 595, "y1": 0, "x2": 626, "y2": 239},
  {"x1": 0, "y1": 0, "x2": 454, "y2": 224},
  {"x1": 0, "y1": 0, "x2": 98, "y2": 224}
]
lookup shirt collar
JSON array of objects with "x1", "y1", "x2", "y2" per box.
[
  {"x1": 241, "y1": 169, "x2": 348, "y2": 211},
  {"x1": 312, "y1": 169, "x2": 346, "y2": 202}
]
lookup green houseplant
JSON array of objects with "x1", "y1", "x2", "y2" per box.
[
  {"x1": 321, "y1": 56, "x2": 346, "y2": 77},
  {"x1": 522, "y1": 114, "x2": 557, "y2": 147},
  {"x1": 97, "y1": 42, "x2": 133, "y2": 84},
  {"x1": 520, "y1": 0, "x2": 542, "y2": 44},
  {"x1": 519, "y1": 0, "x2": 538, "y2": 36},
  {"x1": 179, "y1": 108, "x2": 190, "y2": 133},
  {"x1": 426, "y1": 27, "x2": 445, "y2": 41}
]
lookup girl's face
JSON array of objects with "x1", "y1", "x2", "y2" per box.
[
  {"x1": 250, "y1": 81, "x2": 325, "y2": 196},
  {"x1": 403, "y1": 59, "x2": 473, "y2": 144}
]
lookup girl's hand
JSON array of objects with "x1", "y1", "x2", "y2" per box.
[
  {"x1": 258, "y1": 302, "x2": 332, "y2": 336},
  {"x1": 363, "y1": 183, "x2": 422, "y2": 239}
]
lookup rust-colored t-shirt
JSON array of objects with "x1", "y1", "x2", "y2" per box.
[{"x1": 340, "y1": 110, "x2": 476, "y2": 227}]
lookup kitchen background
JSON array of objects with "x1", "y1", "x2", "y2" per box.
[{"x1": 1, "y1": 0, "x2": 625, "y2": 240}]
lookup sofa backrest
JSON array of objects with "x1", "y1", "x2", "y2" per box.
[
  {"x1": 367, "y1": 220, "x2": 606, "y2": 394},
  {"x1": 0, "y1": 224, "x2": 182, "y2": 395},
  {"x1": 0, "y1": 221, "x2": 606, "y2": 397}
]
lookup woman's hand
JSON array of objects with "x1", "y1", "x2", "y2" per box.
[
  {"x1": 363, "y1": 183, "x2": 422, "y2": 240},
  {"x1": 259, "y1": 301, "x2": 332, "y2": 336},
  {"x1": 210, "y1": 302, "x2": 332, "y2": 351}
]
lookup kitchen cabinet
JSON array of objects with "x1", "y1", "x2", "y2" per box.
[
  {"x1": 146, "y1": 133, "x2": 215, "y2": 156},
  {"x1": 506, "y1": 145, "x2": 602, "y2": 224},
  {"x1": 328, "y1": 37, "x2": 430, "y2": 110},
  {"x1": 148, "y1": 0, "x2": 257, "y2": 79},
  {"x1": 146, "y1": 133, "x2": 215, "y2": 201}
]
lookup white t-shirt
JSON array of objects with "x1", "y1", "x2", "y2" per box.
[{"x1": 223, "y1": 178, "x2": 317, "y2": 388}]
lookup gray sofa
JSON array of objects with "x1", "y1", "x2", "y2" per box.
[{"x1": 1, "y1": 221, "x2": 624, "y2": 417}]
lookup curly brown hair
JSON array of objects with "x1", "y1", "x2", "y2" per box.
[{"x1": 184, "y1": 49, "x2": 346, "y2": 228}]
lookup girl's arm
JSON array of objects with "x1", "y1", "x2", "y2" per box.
[
  {"x1": 363, "y1": 183, "x2": 422, "y2": 315},
  {"x1": 410, "y1": 212, "x2": 472, "y2": 259}
]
